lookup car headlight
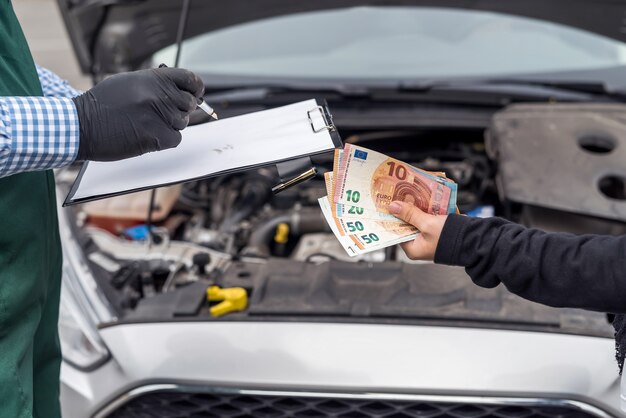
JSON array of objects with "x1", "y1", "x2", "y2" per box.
[{"x1": 59, "y1": 265, "x2": 110, "y2": 370}]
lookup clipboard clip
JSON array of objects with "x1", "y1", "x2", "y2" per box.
[
  {"x1": 271, "y1": 105, "x2": 334, "y2": 194},
  {"x1": 307, "y1": 105, "x2": 336, "y2": 133},
  {"x1": 272, "y1": 157, "x2": 317, "y2": 194}
]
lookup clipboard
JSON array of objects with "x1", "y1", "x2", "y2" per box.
[{"x1": 64, "y1": 99, "x2": 342, "y2": 206}]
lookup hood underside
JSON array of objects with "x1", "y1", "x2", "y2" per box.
[{"x1": 57, "y1": 0, "x2": 626, "y2": 76}]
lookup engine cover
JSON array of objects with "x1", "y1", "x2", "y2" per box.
[{"x1": 488, "y1": 103, "x2": 626, "y2": 222}]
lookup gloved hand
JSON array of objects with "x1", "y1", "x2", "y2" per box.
[
  {"x1": 188, "y1": 107, "x2": 214, "y2": 126},
  {"x1": 72, "y1": 67, "x2": 204, "y2": 161}
]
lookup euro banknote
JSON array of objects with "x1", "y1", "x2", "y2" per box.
[
  {"x1": 324, "y1": 172, "x2": 401, "y2": 222},
  {"x1": 333, "y1": 144, "x2": 453, "y2": 216},
  {"x1": 319, "y1": 144, "x2": 457, "y2": 257},
  {"x1": 318, "y1": 197, "x2": 417, "y2": 256}
]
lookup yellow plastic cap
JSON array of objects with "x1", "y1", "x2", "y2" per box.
[
  {"x1": 207, "y1": 286, "x2": 248, "y2": 317},
  {"x1": 274, "y1": 223, "x2": 290, "y2": 244}
]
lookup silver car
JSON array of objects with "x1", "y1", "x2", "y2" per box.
[{"x1": 56, "y1": 1, "x2": 626, "y2": 417}]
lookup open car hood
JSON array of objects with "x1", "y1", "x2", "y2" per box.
[{"x1": 58, "y1": 0, "x2": 626, "y2": 77}]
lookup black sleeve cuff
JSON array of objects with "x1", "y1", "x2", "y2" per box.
[{"x1": 434, "y1": 214, "x2": 472, "y2": 265}]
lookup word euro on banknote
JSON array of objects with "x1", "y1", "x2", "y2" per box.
[
  {"x1": 324, "y1": 171, "x2": 401, "y2": 222},
  {"x1": 333, "y1": 144, "x2": 453, "y2": 216}
]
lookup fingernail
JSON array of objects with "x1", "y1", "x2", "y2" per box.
[{"x1": 389, "y1": 202, "x2": 402, "y2": 214}]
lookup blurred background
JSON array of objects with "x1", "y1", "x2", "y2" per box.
[{"x1": 15, "y1": 0, "x2": 90, "y2": 90}]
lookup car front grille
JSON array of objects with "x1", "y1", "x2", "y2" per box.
[{"x1": 105, "y1": 391, "x2": 604, "y2": 418}]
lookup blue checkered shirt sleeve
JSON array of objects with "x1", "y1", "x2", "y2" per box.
[
  {"x1": 0, "y1": 65, "x2": 81, "y2": 178},
  {"x1": 36, "y1": 65, "x2": 82, "y2": 98}
]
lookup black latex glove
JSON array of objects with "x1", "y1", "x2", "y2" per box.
[
  {"x1": 72, "y1": 67, "x2": 205, "y2": 161},
  {"x1": 188, "y1": 107, "x2": 214, "y2": 126}
]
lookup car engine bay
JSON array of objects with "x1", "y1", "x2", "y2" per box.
[{"x1": 56, "y1": 104, "x2": 626, "y2": 337}]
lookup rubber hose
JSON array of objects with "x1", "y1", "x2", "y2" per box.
[{"x1": 244, "y1": 208, "x2": 329, "y2": 256}]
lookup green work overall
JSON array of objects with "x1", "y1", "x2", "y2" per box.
[{"x1": 0, "y1": 2, "x2": 64, "y2": 418}]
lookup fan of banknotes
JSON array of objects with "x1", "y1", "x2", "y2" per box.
[{"x1": 319, "y1": 144, "x2": 458, "y2": 257}]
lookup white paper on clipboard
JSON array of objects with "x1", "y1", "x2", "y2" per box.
[{"x1": 64, "y1": 99, "x2": 340, "y2": 205}]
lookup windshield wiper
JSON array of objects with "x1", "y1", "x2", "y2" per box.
[
  {"x1": 204, "y1": 84, "x2": 373, "y2": 102},
  {"x1": 469, "y1": 78, "x2": 617, "y2": 96},
  {"x1": 203, "y1": 78, "x2": 619, "y2": 108},
  {"x1": 398, "y1": 78, "x2": 623, "y2": 101}
]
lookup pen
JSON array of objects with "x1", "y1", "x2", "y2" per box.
[{"x1": 158, "y1": 63, "x2": 218, "y2": 120}]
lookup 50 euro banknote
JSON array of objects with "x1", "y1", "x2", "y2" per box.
[
  {"x1": 318, "y1": 197, "x2": 417, "y2": 256},
  {"x1": 333, "y1": 144, "x2": 455, "y2": 216}
]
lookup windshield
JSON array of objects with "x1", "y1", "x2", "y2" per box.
[{"x1": 153, "y1": 6, "x2": 626, "y2": 81}]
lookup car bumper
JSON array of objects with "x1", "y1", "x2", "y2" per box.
[{"x1": 60, "y1": 321, "x2": 623, "y2": 417}]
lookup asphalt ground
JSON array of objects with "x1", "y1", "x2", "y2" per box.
[{"x1": 14, "y1": 0, "x2": 92, "y2": 91}]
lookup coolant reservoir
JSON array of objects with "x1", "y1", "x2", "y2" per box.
[{"x1": 82, "y1": 185, "x2": 181, "y2": 234}]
